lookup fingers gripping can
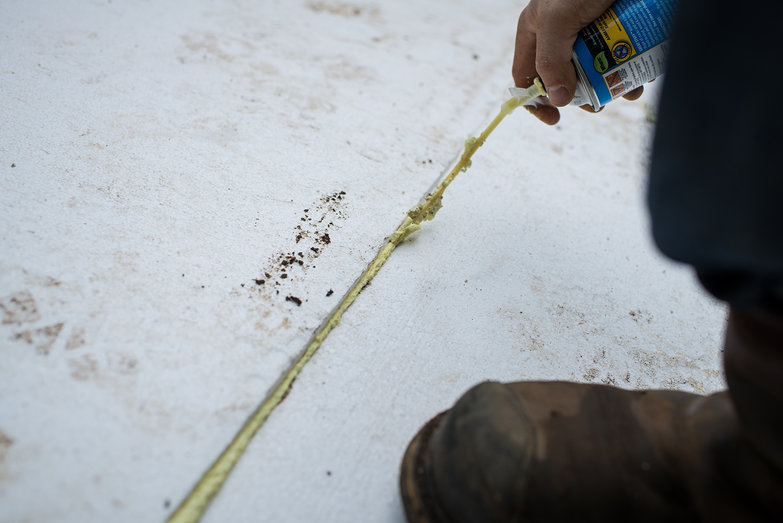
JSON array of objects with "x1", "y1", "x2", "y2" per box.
[{"x1": 570, "y1": 0, "x2": 677, "y2": 110}]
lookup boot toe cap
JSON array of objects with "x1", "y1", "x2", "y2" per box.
[{"x1": 425, "y1": 381, "x2": 536, "y2": 522}]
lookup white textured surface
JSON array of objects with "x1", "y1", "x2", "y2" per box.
[
  {"x1": 0, "y1": 1, "x2": 725, "y2": 522},
  {"x1": 203, "y1": 88, "x2": 728, "y2": 523}
]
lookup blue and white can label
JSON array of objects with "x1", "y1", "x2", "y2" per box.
[{"x1": 571, "y1": 0, "x2": 677, "y2": 109}]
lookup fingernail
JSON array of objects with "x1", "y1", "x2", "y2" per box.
[{"x1": 548, "y1": 85, "x2": 570, "y2": 106}]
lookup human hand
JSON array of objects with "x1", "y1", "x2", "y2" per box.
[{"x1": 513, "y1": 0, "x2": 644, "y2": 125}]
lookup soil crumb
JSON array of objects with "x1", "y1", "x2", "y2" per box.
[{"x1": 286, "y1": 296, "x2": 302, "y2": 306}]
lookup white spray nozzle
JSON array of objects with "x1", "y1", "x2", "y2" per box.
[{"x1": 508, "y1": 77, "x2": 547, "y2": 106}]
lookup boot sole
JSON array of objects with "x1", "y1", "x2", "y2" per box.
[{"x1": 399, "y1": 411, "x2": 451, "y2": 523}]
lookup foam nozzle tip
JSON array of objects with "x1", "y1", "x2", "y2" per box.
[{"x1": 508, "y1": 77, "x2": 547, "y2": 106}]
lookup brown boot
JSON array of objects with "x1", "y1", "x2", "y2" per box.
[{"x1": 400, "y1": 309, "x2": 783, "y2": 522}]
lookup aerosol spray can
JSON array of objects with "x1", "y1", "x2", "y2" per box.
[{"x1": 570, "y1": 0, "x2": 676, "y2": 110}]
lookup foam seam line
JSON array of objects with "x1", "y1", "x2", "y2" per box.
[{"x1": 167, "y1": 96, "x2": 523, "y2": 523}]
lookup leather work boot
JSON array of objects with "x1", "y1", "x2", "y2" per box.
[{"x1": 399, "y1": 308, "x2": 783, "y2": 522}]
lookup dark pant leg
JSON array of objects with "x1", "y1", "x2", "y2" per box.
[{"x1": 648, "y1": 0, "x2": 783, "y2": 313}]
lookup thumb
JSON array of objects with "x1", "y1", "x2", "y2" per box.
[{"x1": 535, "y1": 23, "x2": 580, "y2": 107}]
